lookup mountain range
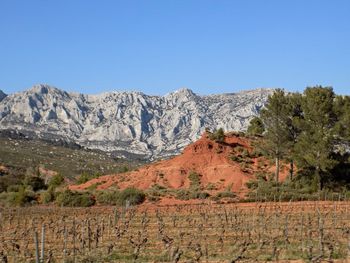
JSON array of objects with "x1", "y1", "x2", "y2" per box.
[{"x1": 0, "y1": 85, "x2": 273, "y2": 159}]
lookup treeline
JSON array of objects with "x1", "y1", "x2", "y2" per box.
[{"x1": 248, "y1": 86, "x2": 350, "y2": 193}]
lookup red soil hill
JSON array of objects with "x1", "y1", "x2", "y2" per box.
[{"x1": 70, "y1": 132, "x2": 288, "y2": 196}]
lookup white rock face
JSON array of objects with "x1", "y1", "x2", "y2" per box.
[{"x1": 0, "y1": 85, "x2": 273, "y2": 159}]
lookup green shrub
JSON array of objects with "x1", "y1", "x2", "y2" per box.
[
  {"x1": 96, "y1": 188, "x2": 146, "y2": 206},
  {"x1": 56, "y1": 190, "x2": 95, "y2": 207},
  {"x1": 0, "y1": 191, "x2": 8, "y2": 204},
  {"x1": 208, "y1": 128, "x2": 225, "y2": 142},
  {"x1": 2, "y1": 187, "x2": 37, "y2": 206},
  {"x1": 146, "y1": 184, "x2": 169, "y2": 198},
  {"x1": 151, "y1": 184, "x2": 167, "y2": 191},
  {"x1": 250, "y1": 148, "x2": 264, "y2": 158},
  {"x1": 194, "y1": 191, "x2": 210, "y2": 199},
  {"x1": 77, "y1": 172, "x2": 101, "y2": 184},
  {"x1": 246, "y1": 180, "x2": 259, "y2": 189},
  {"x1": 205, "y1": 183, "x2": 217, "y2": 190},
  {"x1": 118, "y1": 187, "x2": 145, "y2": 206},
  {"x1": 40, "y1": 187, "x2": 55, "y2": 204},
  {"x1": 216, "y1": 191, "x2": 236, "y2": 199},
  {"x1": 6, "y1": 184, "x2": 22, "y2": 192},
  {"x1": 48, "y1": 174, "x2": 64, "y2": 188},
  {"x1": 86, "y1": 182, "x2": 102, "y2": 191},
  {"x1": 96, "y1": 190, "x2": 120, "y2": 205},
  {"x1": 188, "y1": 171, "x2": 201, "y2": 190},
  {"x1": 175, "y1": 189, "x2": 210, "y2": 200},
  {"x1": 243, "y1": 174, "x2": 338, "y2": 202},
  {"x1": 147, "y1": 195, "x2": 160, "y2": 202},
  {"x1": 118, "y1": 166, "x2": 129, "y2": 173},
  {"x1": 240, "y1": 162, "x2": 252, "y2": 173},
  {"x1": 234, "y1": 146, "x2": 245, "y2": 153},
  {"x1": 175, "y1": 189, "x2": 191, "y2": 200},
  {"x1": 229, "y1": 155, "x2": 240, "y2": 162},
  {"x1": 241, "y1": 149, "x2": 250, "y2": 158},
  {"x1": 0, "y1": 192, "x2": 18, "y2": 206},
  {"x1": 24, "y1": 176, "x2": 47, "y2": 191},
  {"x1": 0, "y1": 174, "x2": 23, "y2": 193}
]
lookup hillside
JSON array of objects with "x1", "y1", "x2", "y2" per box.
[
  {"x1": 0, "y1": 133, "x2": 143, "y2": 181},
  {"x1": 0, "y1": 84, "x2": 273, "y2": 159},
  {"x1": 70, "y1": 132, "x2": 289, "y2": 200}
]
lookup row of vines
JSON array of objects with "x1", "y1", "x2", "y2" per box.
[{"x1": 1, "y1": 201, "x2": 350, "y2": 262}]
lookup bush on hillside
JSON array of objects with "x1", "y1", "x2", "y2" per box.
[
  {"x1": 48, "y1": 174, "x2": 64, "y2": 189},
  {"x1": 24, "y1": 176, "x2": 47, "y2": 191},
  {"x1": 208, "y1": 128, "x2": 225, "y2": 142},
  {"x1": 188, "y1": 171, "x2": 201, "y2": 190},
  {"x1": 215, "y1": 191, "x2": 236, "y2": 199},
  {"x1": 77, "y1": 172, "x2": 101, "y2": 184},
  {"x1": 96, "y1": 188, "x2": 146, "y2": 206},
  {"x1": 0, "y1": 174, "x2": 24, "y2": 193},
  {"x1": 40, "y1": 187, "x2": 56, "y2": 204},
  {"x1": 175, "y1": 189, "x2": 210, "y2": 200},
  {"x1": 118, "y1": 188, "x2": 146, "y2": 206},
  {"x1": 56, "y1": 190, "x2": 95, "y2": 207},
  {"x1": 0, "y1": 187, "x2": 36, "y2": 206},
  {"x1": 95, "y1": 190, "x2": 120, "y2": 205}
]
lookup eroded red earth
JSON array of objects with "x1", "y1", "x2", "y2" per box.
[{"x1": 70, "y1": 132, "x2": 289, "y2": 199}]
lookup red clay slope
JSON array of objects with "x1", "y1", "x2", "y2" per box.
[{"x1": 69, "y1": 132, "x2": 288, "y2": 196}]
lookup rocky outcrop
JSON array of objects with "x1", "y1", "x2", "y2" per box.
[
  {"x1": 0, "y1": 90, "x2": 6, "y2": 102},
  {"x1": 0, "y1": 84, "x2": 273, "y2": 159}
]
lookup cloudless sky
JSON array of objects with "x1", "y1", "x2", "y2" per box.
[{"x1": 0, "y1": 0, "x2": 349, "y2": 95}]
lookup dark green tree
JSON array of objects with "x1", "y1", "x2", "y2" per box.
[
  {"x1": 294, "y1": 86, "x2": 338, "y2": 190},
  {"x1": 334, "y1": 95, "x2": 350, "y2": 141},
  {"x1": 24, "y1": 176, "x2": 47, "y2": 191},
  {"x1": 284, "y1": 93, "x2": 303, "y2": 179},
  {"x1": 208, "y1": 128, "x2": 225, "y2": 142},
  {"x1": 247, "y1": 116, "x2": 265, "y2": 136},
  {"x1": 216, "y1": 128, "x2": 225, "y2": 142},
  {"x1": 260, "y1": 89, "x2": 290, "y2": 182}
]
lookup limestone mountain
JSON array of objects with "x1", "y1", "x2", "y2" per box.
[{"x1": 0, "y1": 84, "x2": 273, "y2": 159}]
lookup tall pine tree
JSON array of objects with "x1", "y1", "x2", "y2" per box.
[
  {"x1": 285, "y1": 93, "x2": 303, "y2": 179},
  {"x1": 294, "y1": 86, "x2": 338, "y2": 190},
  {"x1": 260, "y1": 89, "x2": 290, "y2": 182}
]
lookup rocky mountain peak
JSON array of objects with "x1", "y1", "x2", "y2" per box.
[
  {"x1": 0, "y1": 85, "x2": 274, "y2": 159},
  {"x1": 28, "y1": 84, "x2": 61, "y2": 95},
  {"x1": 171, "y1": 87, "x2": 195, "y2": 95}
]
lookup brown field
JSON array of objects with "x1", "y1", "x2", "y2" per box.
[{"x1": 1, "y1": 201, "x2": 350, "y2": 263}]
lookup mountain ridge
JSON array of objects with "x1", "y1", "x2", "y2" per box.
[{"x1": 0, "y1": 84, "x2": 274, "y2": 159}]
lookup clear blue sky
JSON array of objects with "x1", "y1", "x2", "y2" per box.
[{"x1": 1, "y1": 0, "x2": 349, "y2": 95}]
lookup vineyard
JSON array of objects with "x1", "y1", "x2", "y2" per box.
[{"x1": 1, "y1": 202, "x2": 350, "y2": 262}]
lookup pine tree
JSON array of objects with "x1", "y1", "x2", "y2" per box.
[
  {"x1": 260, "y1": 89, "x2": 290, "y2": 182},
  {"x1": 294, "y1": 86, "x2": 338, "y2": 190},
  {"x1": 285, "y1": 93, "x2": 303, "y2": 179},
  {"x1": 208, "y1": 128, "x2": 225, "y2": 142},
  {"x1": 215, "y1": 128, "x2": 225, "y2": 142},
  {"x1": 334, "y1": 95, "x2": 350, "y2": 141},
  {"x1": 247, "y1": 116, "x2": 265, "y2": 136}
]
